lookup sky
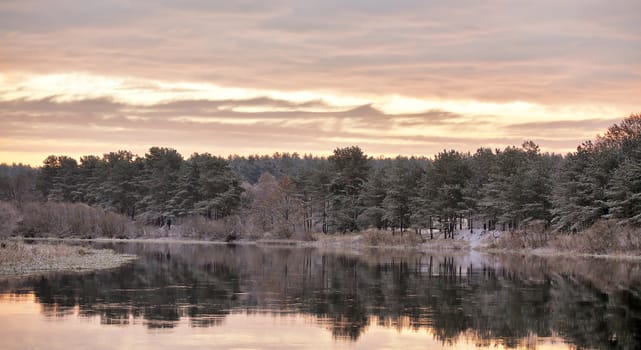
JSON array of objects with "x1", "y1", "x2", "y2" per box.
[{"x1": 1, "y1": 0, "x2": 640, "y2": 165}]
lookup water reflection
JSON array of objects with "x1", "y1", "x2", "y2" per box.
[{"x1": 1, "y1": 243, "x2": 641, "y2": 349}]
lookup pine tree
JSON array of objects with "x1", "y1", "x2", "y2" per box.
[
  {"x1": 138, "y1": 147, "x2": 183, "y2": 221},
  {"x1": 381, "y1": 157, "x2": 424, "y2": 234},
  {"x1": 328, "y1": 146, "x2": 370, "y2": 233},
  {"x1": 100, "y1": 151, "x2": 140, "y2": 217},
  {"x1": 357, "y1": 167, "x2": 388, "y2": 230},
  {"x1": 552, "y1": 143, "x2": 609, "y2": 231},
  {"x1": 172, "y1": 160, "x2": 201, "y2": 216},
  {"x1": 606, "y1": 159, "x2": 641, "y2": 225},
  {"x1": 37, "y1": 155, "x2": 80, "y2": 202},
  {"x1": 191, "y1": 153, "x2": 242, "y2": 219}
]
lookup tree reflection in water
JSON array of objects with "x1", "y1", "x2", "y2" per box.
[{"x1": 1, "y1": 243, "x2": 641, "y2": 349}]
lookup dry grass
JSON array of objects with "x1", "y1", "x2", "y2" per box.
[
  {"x1": 291, "y1": 231, "x2": 318, "y2": 242},
  {"x1": 486, "y1": 220, "x2": 641, "y2": 256},
  {"x1": 485, "y1": 231, "x2": 549, "y2": 251},
  {"x1": 306, "y1": 232, "x2": 364, "y2": 246},
  {"x1": 551, "y1": 220, "x2": 641, "y2": 255},
  {"x1": 301, "y1": 229, "x2": 469, "y2": 251},
  {"x1": 363, "y1": 229, "x2": 425, "y2": 246},
  {"x1": 418, "y1": 238, "x2": 471, "y2": 250}
]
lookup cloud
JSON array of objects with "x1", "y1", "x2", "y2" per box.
[
  {"x1": 0, "y1": 1, "x2": 639, "y2": 164},
  {"x1": 1, "y1": 1, "x2": 640, "y2": 105},
  {"x1": 0, "y1": 96, "x2": 623, "y2": 165},
  {"x1": 505, "y1": 118, "x2": 622, "y2": 132}
]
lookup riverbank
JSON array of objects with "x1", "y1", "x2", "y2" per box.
[
  {"x1": 479, "y1": 247, "x2": 641, "y2": 261},
  {"x1": 280, "y1": 232, "x2": 641, "y2": 261},
  {"x1": 0, "y1": 241, "x2": 137, "y2": 276},
  {"x1": 14, "y1": 232, "x2": 471, "y2": 251},
  {"x1": 7, "y1": 222, "x2": 641, "y2": 262},
  {"x1": 480, "y1": 221, "x2": 641, "y2": 260}
]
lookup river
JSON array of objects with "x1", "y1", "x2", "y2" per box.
[{"x1": 1, "y1": 242, "x2": 640, "y2": 349}]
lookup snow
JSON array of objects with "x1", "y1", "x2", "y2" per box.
[{"x1": 453, "y1": 228, "x2": 504, "y2": 249}]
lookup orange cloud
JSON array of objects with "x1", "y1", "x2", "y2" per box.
[{"x1": 0, "y1": 1, "x2": 639, "y2": 164}]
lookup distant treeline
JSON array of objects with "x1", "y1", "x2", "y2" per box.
[{"x1": 1, "y1": 113, "x2": 640, "y2": 235}]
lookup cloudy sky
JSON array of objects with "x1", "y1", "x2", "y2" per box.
[{"x1": 1, "y1": 0, "x2": 640, "y2": 165}]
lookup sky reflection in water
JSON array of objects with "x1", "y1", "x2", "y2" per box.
[{"x1": 1, "y1": 242, "x2": 639, "y2": 349}]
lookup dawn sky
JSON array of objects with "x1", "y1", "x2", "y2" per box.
[{"x1": 1, "y1": 0, "x2": 640, "y2": 165}]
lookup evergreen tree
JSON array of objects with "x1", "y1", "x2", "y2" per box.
[
  {"x1": 191, "y1": 153, "x2": 242, "y2": 219},
  {"x1": 357, "y1": 167, "x2": 388, "y2": 230},
  {"x1": 424, "y1": 150, "x2": 471, "y2": 234},
  {"x1": 552, "y1": 144, "x2": 606, "y2": 231},
  {"x1": 382, "y1": 157, "x2": 424, "y2": 234},
  {"x1": 172, "y1": 160, "x2": 202, "y2": 216},
  {"x1": 138, "y1": 147, "x2": 183, "y2": 221},
  {"x1": 327, "y1": 146, "x2": 370, "y2": 232},
  {"x1": 101, "y1": 150, "x2": 140, "y2": 218},
  {"x1": 37, "y1": 155, "x2": 80, "y2": 202},
  {"x1": 606, "y1": 159, "x2": 641, "y2": 225}
]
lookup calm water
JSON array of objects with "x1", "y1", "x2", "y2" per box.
[{"x1": 1, "y1": 243, "x2": 641, "y2": 349}]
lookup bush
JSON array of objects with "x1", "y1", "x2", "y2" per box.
[
  {"x1": 178, "y1": 216, "x2": 214, "y2": 239},
  {"x1": 179, "y1": 215, "x2": 245, "y2": 240},
  {"x1": 98, "y1": 211, "x2": 129, "y2": 238},
  {"x1": 239, "y1": 221, "x2": 265, "y2": 240},
  {"x1": 0, "y1": 201, "x2": 20, "y2": 237},
  {"x1": 292, "y1": 231, "x2": 318, "y2": 242},
  {"x1": 620, "y1": 225, "x2": 641, "y2": 252},
  {"x1": 363, "y1": 229, "x2": 424, "y2": 246},
  {"x1": 490, "y1": 229, "x2": 550, "y2": 250},
  {"x1": 570, "y1": 220, "x2": 641, "y2": 254},
  {"x1": 64, "y1": 203, "x2": 98, "y2": 236},
  {"x1": 580, "y1": 220, "x2": 617, "y2": 254},
  {"x1": 20, "y1": 202, "x2": 60, "y2": 237},
  {"x1": 274, "y1": 223, "x2": 294, "y2": 239},
  {"x1": 548, "y1": 220, "x2": 631, "y2": 254},
  {"x1": 489, "y1": 220, "x2": 641, "y2": 255},
  {"x1": 18, "y1": 202, "x2": 131, "y2": 238}
]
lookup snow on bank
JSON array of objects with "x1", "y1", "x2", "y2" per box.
[
  {"x1": 0, "y1": 241, "x2": 137, "y2": 276},
  {"x1": 454, "y1": 228, "x2": 504, "y2": 249}
]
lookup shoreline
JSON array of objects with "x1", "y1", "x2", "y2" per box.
[
  {"x1": 11, "y1": 235, "x2": 471, "y2": 250},
  {"x1": 8, "y1": 235, "x2": 641, "y2": 262},
  {"x1": 478, "y1": 247, "x2": 641, "y2": 261}
]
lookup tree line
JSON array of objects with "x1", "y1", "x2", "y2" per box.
[{"x1": 1, "y1": 113, "x2": 640, "y2": 236}]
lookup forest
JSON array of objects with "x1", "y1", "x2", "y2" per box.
[{"x1": 0, "y1": 113, "x2": 640, "y2": 239}]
